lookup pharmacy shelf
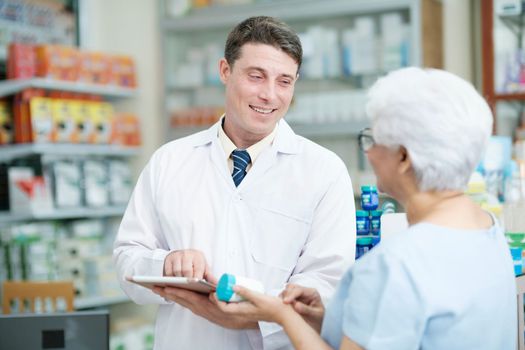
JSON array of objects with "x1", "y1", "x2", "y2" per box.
[
  {"x1": 0, "y1": 206, "x2": 127, "y2": 224},
  {"x1": 0, "y1": 143, "x2": 139, "y2": 162},
  {"x1": 75, "y1": 293, "x2": 129, "y2": 309},
  {"x1": 167, "y1": 76, "x2": 373, "y2": 93},
  {"x1": 168, "y1": 121, "x2": 369, "y2": 140},
  {"x1": 0, "y1": 78, "x2": 136, "y2": 100},
  {"x1": 291, "y1": 121, "x2": 369, "y2": 137},
  {"x1": 162, "y1": 0, "x2": 416, "y2": 32}
]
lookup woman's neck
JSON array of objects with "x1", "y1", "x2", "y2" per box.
[{"x1": 403, "y1": 190, "x2": 464, "y2": 225}]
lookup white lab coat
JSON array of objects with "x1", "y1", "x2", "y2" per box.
[{"x1": 114, "y1": 120, "x2": 356, "y2": 350}]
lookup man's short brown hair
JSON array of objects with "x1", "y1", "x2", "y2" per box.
[{"x1": 224, "y1": 16, "x2": 302, "y2": 70}]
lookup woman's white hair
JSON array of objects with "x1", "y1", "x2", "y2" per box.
[{"x1": 366, "y1": 67, "x2": 493, "y2": 192}]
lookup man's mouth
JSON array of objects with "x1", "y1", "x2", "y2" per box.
[{"x1": 250, "y1": 105, "x2": 276, "y2": 114}]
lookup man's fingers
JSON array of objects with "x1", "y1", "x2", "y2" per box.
[
  {"x1": 172, "y1": 256, "x2": 182, "y2": 277},
  {"x1": 204, "y1": 265, "x2": 217, "y2": 284},
  {"x1": 164, "y1": 258, "x2": 173, "y2": 276},
  {"x1": 192, "y1": 256, "x2": 206, "y2": 280},
  {"x1": 181, "y1": 254, "x2": 194, "y2": 278}
]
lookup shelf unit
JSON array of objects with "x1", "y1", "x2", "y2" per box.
[
  {"x1": 169, "y1": 120, "x2": 370, "y2": 140},
  {"x1": 160, "y1": 0, "x2": 442, "y2": 176},
  {"x1": 0, "y1": 76, "x2": 138, "y2": 310},
  {"x1": 75, "y1": 293, "x2": 129, "y2": 310},
  {"x1": 480, "y1": 0, "x2": 525, "y2": 133},
  {"x1": 0, "y1": 206, "x2": 127, "y2": 225},
  {"x1": 162, "y1": 0, "x2": 422, "y2": 33},
  {"x1": 0, "y1": 78, "x2": 136, "y2": 100},
  {"x1": 0, "y1": 143, "x2": 139, "y2": 162}
]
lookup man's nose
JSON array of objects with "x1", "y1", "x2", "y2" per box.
[{"x1": 258, "y1": 81, "x2": 276, "y2": 101}]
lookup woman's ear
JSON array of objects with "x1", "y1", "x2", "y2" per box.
[{"x1": 398, "y1": 146, "x2": 412, "y2": 174}]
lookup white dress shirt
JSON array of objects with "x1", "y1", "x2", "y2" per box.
[
  {"x1": 218, "y1": 116, "x2": 277, "y2": 173},
  {"x1": 114, "y1": 119, "x2": 356, "y2": 350}
]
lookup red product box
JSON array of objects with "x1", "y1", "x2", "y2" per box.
[{"x1": 7, "y1": 42, "x2": 36, "y2": 79}]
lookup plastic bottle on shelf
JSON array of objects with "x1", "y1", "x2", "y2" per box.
[
  {"x1": 370, "y1": 210, "x2": 382, "y2": 235},
  {"x1": 360, "y1": 185, "x2": 379, "y2": 211},
  {"x1": 356, "y1": 210, "x2": 370, "y2": 236}
]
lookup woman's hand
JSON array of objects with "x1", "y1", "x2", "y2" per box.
[
  {"x1": 280, "y1": 284, "x2": 325, "y2": 333},
  {"x1": 212, "y1": 285, "x2": 295, "y2": 325}
]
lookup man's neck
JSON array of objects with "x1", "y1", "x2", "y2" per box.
[{"x1": 223, "y1": 120, "x2": 269, "y2": 149}]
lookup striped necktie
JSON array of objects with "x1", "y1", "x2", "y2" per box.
[{"x1": 231, "y1": 149, "x2": 251, "y2": 187}]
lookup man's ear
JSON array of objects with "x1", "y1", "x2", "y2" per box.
[
  {"x1": 219, "y1": 58, "x2": 231, "y2": 84},
  {"x1": 398, "y1": 146, "x2": 412, "y2": 175}
]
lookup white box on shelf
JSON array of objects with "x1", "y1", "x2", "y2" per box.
[
  {"x1": 51, "y1": 160, "x2": 83, "y2": 208},
  {"x1": 108, "y1": 160, "x2": 132, "y2": 205},
  {"x1": 83, "y1": 160, "x2": 109, "y2": 207},
  {"x1": 8, "y1": 167, "x2": 53, "y2": 215}
]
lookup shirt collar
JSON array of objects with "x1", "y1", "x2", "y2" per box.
[
  {"x1": 190, "y1": 116, "x2": 301, "y2": 155},
  {"x1": 217, "y1": 115, "x2": 277, "y2": 163}
]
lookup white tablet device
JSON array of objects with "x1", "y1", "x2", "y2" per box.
[{"x1": 127, "y1": 276, "x2": 216, "y2": 294}]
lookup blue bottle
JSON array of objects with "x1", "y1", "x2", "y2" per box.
[
  {"x1": 361, "y1": 185, "x2": 379, "y2": 211},
  {"x1": 370, "y1": 210, "x2": 382, "y2": 235},
  {"x1": 356, "y1": 210, "x2": 370, "y2": 235}
]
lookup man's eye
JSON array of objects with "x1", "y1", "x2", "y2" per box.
[
  {"x1": 280, "y1": 80, "x2": 291, "y2": 85},
  {"x1": 249, "y1": 75, "x2": 262, "y2": 80}
]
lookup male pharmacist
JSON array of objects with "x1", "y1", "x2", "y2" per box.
[{"x1": 114, "y1": 16, "x2": 356, "y2": 350}]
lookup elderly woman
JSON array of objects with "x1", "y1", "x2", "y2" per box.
[{"x1": 213, "y1": 67, "x2": 517, "y2": 349}]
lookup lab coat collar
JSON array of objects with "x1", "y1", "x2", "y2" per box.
[{"x1": 189, "y1": 119, "x2": 301, "y2": 155}]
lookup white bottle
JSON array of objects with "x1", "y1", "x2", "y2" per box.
[{"x1": 216, "y1": 273, "x2": 265, "y2": 303}]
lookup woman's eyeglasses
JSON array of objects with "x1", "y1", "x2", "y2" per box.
[{"x1": 358, "y1": 128, "x2": 375, "y2": 152}]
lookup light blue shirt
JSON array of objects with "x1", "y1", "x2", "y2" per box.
[{"x1": 322, "y1": 222, "x2": 516, "y2": 350}]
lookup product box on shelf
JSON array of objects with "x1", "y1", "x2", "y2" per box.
[
  {"x1": 7, "y1": 166, "x2": 54, "y2": 215},
  {"x1": 110, "y1": 55, "x2": 137, "y2": 88},
  {"x1": 111, "y1": 113, "x2": 141, "y2": 146},
  {"x1": 79, "y1": 52, "x2": 112, "y2": 85},
  {"x1": 13, "y1": 89, "x2": 46, "y2": 143},
  {"x1": 88, "y1": 102, "x2": 113, "y2": 144},
  {"x1": 51, "y1": 160, "x2": 83, "y2": 208},
  {"x1": 51, "y1": 99, "x2": 79, "y2": 143},
  {"x1": 83, "y1": 160, "x2": 109, "y2": 207},
  {"x1": 35, "y1": 45, "x2": 80, "y2": 81},
  {"x1": 70, "y1": 100, "x2": 93, "y2": 143},
  {"x1": 0, "y1": 100, "x2": 13, "y2": 144},
  {"x1": 108, "y1": 160, "x2": 133, "y2": 205},
  {"x1": 7, "y1": 42, "x2": 36, "y2": 79},
  {"x1": 28, "y1": 97, "x2": 54, "y2": 143}
]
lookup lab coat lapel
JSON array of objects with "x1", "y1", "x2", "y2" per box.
[
  {"x1": 237, "y1": 119, "x2": 301, "y2": 190},
  {"x1": 193, "y1": 122, "x2": 235, "y2": 189}
]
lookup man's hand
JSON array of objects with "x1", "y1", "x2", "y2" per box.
[
  {"x1": 164, "y1": 249, "x2": 216, "y2": 283},
  {"x1": 152, "y1": 286, "x2": 259, "y2": 330},
  {"x1": 280, "y1": 284, "x2": 325, "y2": 333}
]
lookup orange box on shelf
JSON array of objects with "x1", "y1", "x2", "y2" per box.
[
  {"x1": 7, "y1": 42, "x2": 36, "y2": 79},
  {"x1": 51, "y1": 99, "x2": 78, "y2": 143},
  {"x1": 79, "y1": 52, "x2": 112, "y2": 85},
  {"x1": 0, "y1": 101, "x2": 13, "y2": 144},
  {"x1": 111, "y1": 113, "x2": 141, "y2": 146},
  {"x1": 35, "y1": 45, "x2": 80, "y2": 81},
  {"x1": 13, "y1": 89, "x2": 46, "y2": 143},
  {"x1": 110, "y1": 55, "x2": 137, "y2": 88},
  {"x1": 88, "y1": 102, "x2": 113, "y2": 144}
]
